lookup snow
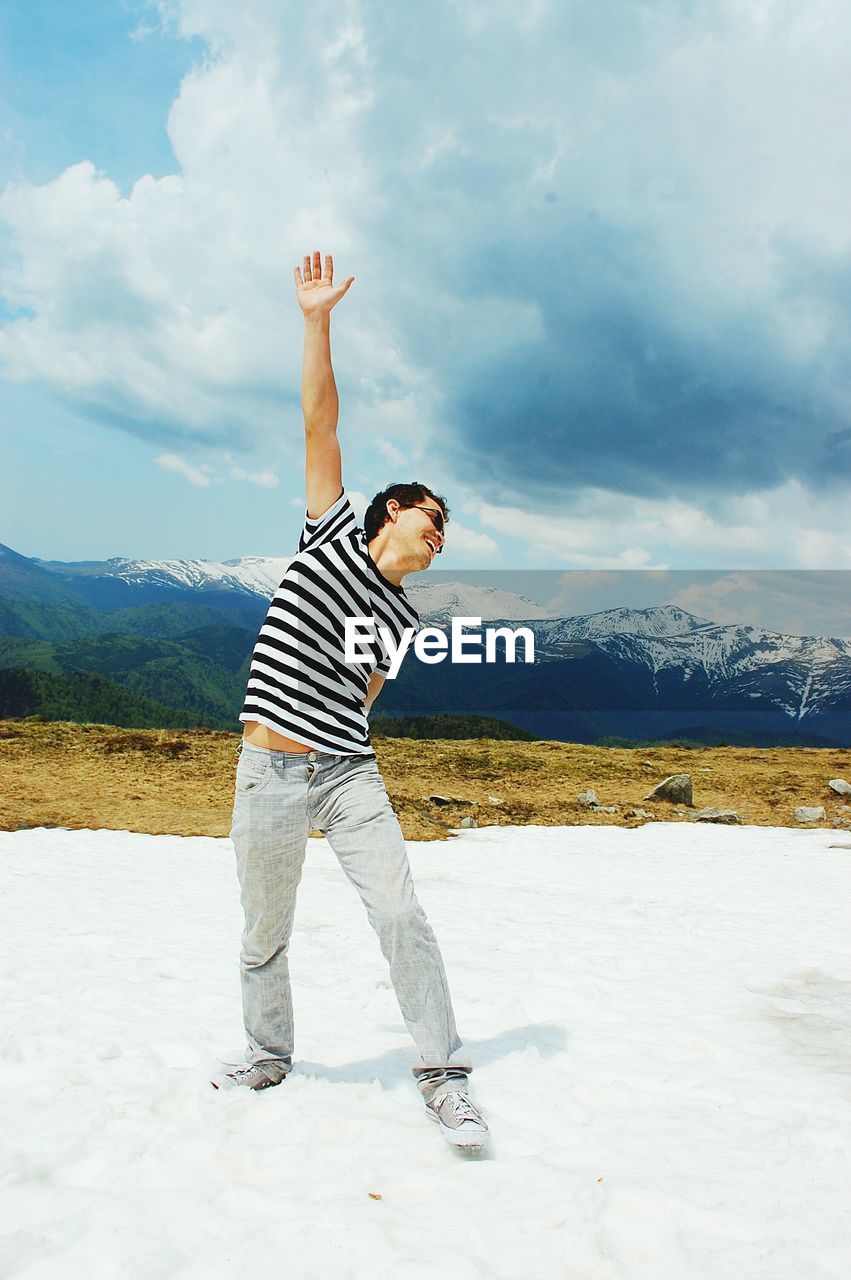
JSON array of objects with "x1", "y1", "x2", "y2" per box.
[
  {"x1": 404, "y1": 579, "x2": 554, "y2": 622},
  {"x1": 93, "y1": 555, "x2": 293, "y2": 597},
  {"x1": 539, "y1": 604, "x2": 715, "y2": 641},
  {"x1": 2, "y1": 823, "x2": 850, "y2": 1280}
]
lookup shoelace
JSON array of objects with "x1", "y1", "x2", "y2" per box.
[
  {"x1": 232, "y1": 1064, "x2": 275, "y2": 1085},
  {"x1": 438, "y1": 1092, "x2": 484, "y2": 1125}
]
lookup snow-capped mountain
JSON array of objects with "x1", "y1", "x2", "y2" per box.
[
  {"x1": 527, "y1": 615, "x2": 851, "y2": 724},
  {"x1": 535, "y1": 604, "x2": 715, "y2": 640},
  {"x1": 405, "y1": 580, "x2": 553, "y2": 623},
  {"x1": 10, "y1": 546, "x2": 559, "y2": 620},
  {"x1": 2, "y1": 543, "x2": 849, "y2": 741},
  {"x1": 35, "y1": 552, "x2": 294, "y2": 599},
  {"x1": 34, "y1": 554, "x2": 552, "y2": 619},
  {"x1": 24, "y1": 554, "x2": 551, "y2": 622}
]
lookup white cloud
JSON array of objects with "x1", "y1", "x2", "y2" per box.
[
  {"x1": 3, "y1": 0, "x2": 851, "y2": 565},
  {"x1": 155, "y1": 452, "x2": 214, "y2": 486},
  {"x1": 475, "y1": 479, "x2": 851, "y2": 569},
  {"x1": 129, "y1": 22, "x2": 158, "y2": 43},
  {"x1": 347, "y1": 489, "x2": 369, "y2": 523},
  {"x1": 442, "y1": 522, "x2": 499, "y2": 559},
  {"x1": 537, "y1": 567, "x2": 851, "y2": 638},
  {"x1": 228, "y1": 464, "x2": 278, "y2": 488},
  {"x1": 156, "y1": 449, "x2": 280, "y2": 488},
  {"x1": 665, "y1": 572, "x2": 774, "y2": 629},
  {"x1": 663, "y1": 571, "x2": 851, "y2": 638},
  {"x1": 542, "y1": 571, "x2": 625, "y2": 616},
  {"x1": 375, "y1": 439, "x2": 407, "y2": 468}
]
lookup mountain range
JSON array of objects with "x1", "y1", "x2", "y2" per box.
[{"x1": 1, "y1": 542, "x2": 849, "y2": 745}]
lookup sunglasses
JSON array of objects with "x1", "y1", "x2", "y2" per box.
[{"x1": 408, "y1": 504, "x2": 445, "y2": 535}]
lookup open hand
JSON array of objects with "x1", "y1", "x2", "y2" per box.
[{"x1": 294, "y1": 251, "x2": 354, "y2": 316}]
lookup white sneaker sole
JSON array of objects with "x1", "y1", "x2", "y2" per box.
[
  {"x1": 210, "y1": 1070, "x2": 239, "y2": 1091},
  {"x1": 426, "y1": 1107, "x2": 490, "y2": 1148}
]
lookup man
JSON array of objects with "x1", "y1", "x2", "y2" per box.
[{"x1": 212, "y1": 250, "x2": 488, "y2": 1150}]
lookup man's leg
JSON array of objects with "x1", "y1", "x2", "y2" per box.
[
  {"x1": 309, "y1": 754, "x2": 472, "y2": 1098},
  {"x1": 229, "y1": 746, "x2": 311, "y2": 1069}
]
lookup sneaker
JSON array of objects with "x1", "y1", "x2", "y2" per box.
[
  {"x1": 210, "y1": 1060, "x2": 289, "y2": 1091},
  {"x1": 425, "y1": 1090, "x2": 489, "y2": 1148}
]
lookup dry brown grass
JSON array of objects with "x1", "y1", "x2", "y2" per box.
[{"x1": 1, "y1": 717, "x2": 850, "y2": 841}]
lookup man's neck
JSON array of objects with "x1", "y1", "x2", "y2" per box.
[{"x1": 366, "y1": 535, "x2": 407, "y2": 586}]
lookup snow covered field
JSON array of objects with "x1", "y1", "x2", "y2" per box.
[{"x1": 1, "y1": 822, "x2": 850, "y2": 1280}]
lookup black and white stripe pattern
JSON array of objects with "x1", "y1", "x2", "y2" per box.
[{"x1": 239, "y1": 491, "x2": 419, "y2": 754}]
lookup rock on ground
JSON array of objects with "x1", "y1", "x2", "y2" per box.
[
  {"x1": 795, "y1": 806, "x2": 826, "y2": 823},
  {"x1": 693, "y1": 807, "x2": 743, "y2": 825},
  {"x1": 644, "y1": 774, "x2": 693, "y2": 806}
]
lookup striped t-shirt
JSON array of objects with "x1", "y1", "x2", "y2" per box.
[{"x1": 239, "y1": 491, "x2": 420, "y2": 754}]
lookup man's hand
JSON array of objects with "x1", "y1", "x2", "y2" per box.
[
  {"x1": 294, "y1": 251, "x2": 354, "y2": 317},
  {"x1": 298, "y1": 250, "x2": 350, "y2": 518}
]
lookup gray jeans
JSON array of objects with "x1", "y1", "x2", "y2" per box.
[{"x1": 230, "y1": 743, "x2": 472, "y2": 1100}]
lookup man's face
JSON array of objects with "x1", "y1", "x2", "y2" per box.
[{"x1": 388, "y1": 498, "x2": 446, "y2": 570}]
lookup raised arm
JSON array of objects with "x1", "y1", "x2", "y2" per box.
[{"x1": 294, "y1": 250, "x2": 355, "y2": 519}]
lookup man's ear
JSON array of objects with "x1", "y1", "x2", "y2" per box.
[{"x1": 386, "y1": 499, "x2": 400, "y2": 522}]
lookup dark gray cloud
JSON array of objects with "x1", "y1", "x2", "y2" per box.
[
  {"x1": 443, "y1": 230, "x2": 837, "y2": 501},
  {"x1": 342, "y1": 0, "x2": 851, "y2": 506}
]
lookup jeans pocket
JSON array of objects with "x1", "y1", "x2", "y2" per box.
[{"x1": 235, "y1": 755, "x2": 274, "y2": 795}]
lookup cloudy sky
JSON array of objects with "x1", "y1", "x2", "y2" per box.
[{"x1": 2, "y1": 1, "x2": 851, "y2": 629}]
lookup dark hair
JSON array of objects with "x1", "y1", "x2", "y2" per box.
[{"x1": 363, "y1": 482, "x2": 450, "y2": 542}]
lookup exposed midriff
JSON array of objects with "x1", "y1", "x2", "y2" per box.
[{"x1": 241, "y1": 720, "x2": 312, "y2": 753}]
